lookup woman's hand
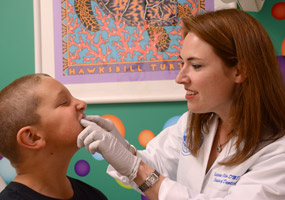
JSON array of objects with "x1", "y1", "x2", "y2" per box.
[
  {"x1": 84, "y1": 115, "x2": 132, "y2": 151},
  {"x1": 77, "y1": 119, "x2": 141, "y2": 180}
]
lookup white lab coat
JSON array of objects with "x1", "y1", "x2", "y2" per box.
[{"x1": 107, "y1": 112, "x2": 285, "y2": 199}]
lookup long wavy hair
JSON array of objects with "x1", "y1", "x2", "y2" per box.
[{"x1": 182, "y1": 9, "x2": 285, "y2": 165}]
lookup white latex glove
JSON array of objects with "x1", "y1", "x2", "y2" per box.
[
  {"x1": 84, "y1": 115, "x2": 132, "y2": 151},
  {"x1": 77, "y1": 119, "x2": 141, "y2": 181}
]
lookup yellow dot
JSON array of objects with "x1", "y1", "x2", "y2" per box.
[
  {"x1": 138, "y1": 130, "x2": 155, "y2": 147},
  {"x1": 101, "y1": 114, "x2": 125, "y2": 138},
  {"x1": 115, "y1": 179, "x2": 133, "y2": 189}
]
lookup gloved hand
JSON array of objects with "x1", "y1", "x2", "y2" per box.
[
  {"x1": 84, "y1": 115, "x2": 132, "y2": 152},
  {"x1": 77, "y1": 119, "x2": 141, "y2": 181}
]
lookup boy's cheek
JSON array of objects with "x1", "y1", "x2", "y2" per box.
[
  {"x1": 77, "y1": 126, "x2": 84, "y2": 134},
  {"x1": 80, "y1": 124, "x2": 85, "y2": 131},
  {"x1": 79, "y1": 123, "x2": 88, "y2": 135}
]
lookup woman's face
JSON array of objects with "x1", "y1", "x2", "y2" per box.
[{"x1": 176, "y1": 32, "x2": 240, "y2": 119}]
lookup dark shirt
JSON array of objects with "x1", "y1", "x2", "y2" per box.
[{"x1": 0, "y1": 176, "x2": 107, "y2": 200}]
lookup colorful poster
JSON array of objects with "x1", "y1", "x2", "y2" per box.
[{"x1": 54, "y1": 0, "x2": 213, "y2": 84}]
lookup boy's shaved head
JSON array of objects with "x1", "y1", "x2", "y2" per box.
[{"x1": 0, "y1": 73, "x2": 50, "y2": 164}]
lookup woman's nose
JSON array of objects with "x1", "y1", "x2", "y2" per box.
[{"x1": 175, "y1": 66, "x2": 189, "y2": 84}]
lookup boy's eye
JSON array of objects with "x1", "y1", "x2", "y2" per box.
[{"x1": 59, "y1": 101, "x2": 69, "y2": 106}]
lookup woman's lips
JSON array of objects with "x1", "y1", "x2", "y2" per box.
[{"x1": 185, "y1": 90, "x2": 198, "y2": 100}]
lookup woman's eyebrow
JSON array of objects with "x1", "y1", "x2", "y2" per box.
[{"x1": 179, "y1": 55, "x2": 202, "y2": 61}]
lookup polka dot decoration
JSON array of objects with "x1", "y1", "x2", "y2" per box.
[
  {"x1": 92, "y1": 152, "x2": 104, "y2": 161},
  {"x1": 141, "y1": 195, "x2": 150, "y2": 200},
  {"x1": 281, "y1": 38, "x2": 285, "y2": 56},
  {"x1": 271, "y1": 2, "x2": 285, "y2": 20},
  {"x1": 74, "y1": 160, "x2": 90, "y2": 177},
  {"x1": 162, "y1": 115, "x2": 181, "y2": 130},
  {"x1": 138, "y1": 130, "x2": 155, "y2": 147},
  {"x1": 0, "y1": 157, "x2": 17, "y2": 184},
  {"x1": 278, "y1": 56, "x2": 285, "y2": 84},
  {"x1": 101, "y1": 114, "x2": 125, "y2": 138},
  {"x1": 115, "y1": 179, "x2": 133, "y2": 189}
]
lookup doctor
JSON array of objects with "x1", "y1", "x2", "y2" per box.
[{"x1": 78, "y1": 8, "x2": 285, "y2": 200}]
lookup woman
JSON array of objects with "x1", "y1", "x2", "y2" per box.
[{"x1": 78, "y1": 8, "x2": 285, "y2": 199}]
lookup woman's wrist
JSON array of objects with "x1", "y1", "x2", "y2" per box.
[
  {"x1": 134, "y1": 161, "x2": 164, "y2": 199},
  {"x1": 130, "y1": 144, "x2": 137, "y2": 156}
]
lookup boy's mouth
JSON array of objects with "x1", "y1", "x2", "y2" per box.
[{"x1": 80, "y1": 113, "x2": 86, "y2": 121}]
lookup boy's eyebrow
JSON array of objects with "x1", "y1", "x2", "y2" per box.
[{"x1": 55, "y1": 89, "x2": 68, "y2": 101}]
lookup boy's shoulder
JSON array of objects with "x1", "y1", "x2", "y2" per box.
[
  {"x1": 0, "y1": 181, "x2": 38, "y2": 200},
  {"x1": 68, "y1": 176, "x2": 108, "y2": 200},
  {"x1": 0, "y1": 178, "x2": 107, "y2": 200}
]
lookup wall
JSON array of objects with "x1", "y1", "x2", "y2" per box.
[
  {"x1": 0, "y1": 0, "x2": 284, "y2": 199},
  {"x1": 0, "y1": 1, "x2": 186, "y2": 199}
]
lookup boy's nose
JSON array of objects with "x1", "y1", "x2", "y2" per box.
[{"x1": 76, "y1": 98, "x2": 87, "y2": 111}]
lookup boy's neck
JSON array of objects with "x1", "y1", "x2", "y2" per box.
[{"x1": 13, "y1": 151, "x2": 75, "y2": 199}]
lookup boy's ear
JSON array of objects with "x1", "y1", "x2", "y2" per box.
[{"x1": 16, "y1": 126, "x2": 46, "y2": 150}]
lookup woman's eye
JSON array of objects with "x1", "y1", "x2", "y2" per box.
[{"x1": 192, "y1": 64, "x2": 201, "y2": 69}]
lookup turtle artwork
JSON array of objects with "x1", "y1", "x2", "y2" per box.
[{"x1": 74, "y1": 0, "x2": 204, "y2": 52}]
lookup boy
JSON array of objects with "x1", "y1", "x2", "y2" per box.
[{"x1": 0, "y1": 74, "x2": 107, "y2": 200}]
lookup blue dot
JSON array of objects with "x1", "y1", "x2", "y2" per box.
[
  {"x1": 74, "y1": 160, "x2": 90, "y2": 177},
  {"x1": 92, "y1": 152, "x2": 104, "y2": 161},
  {"x1": 0, "y1": 157, "x2": 17, "y2": 184},
  {"x1": 162, "y1": 115, "x2": 181, "y2": 130}
]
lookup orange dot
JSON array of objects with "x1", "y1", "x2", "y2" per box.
[
  {"x1": 101, "y1": 114, "x2": 125, "y2": 138},
  {"x1": 138, "y1": 130, "x2": 155, "y2": 147},
  {"x1": 282, "y1": 38, "x2": 285, "y2": 56}
]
